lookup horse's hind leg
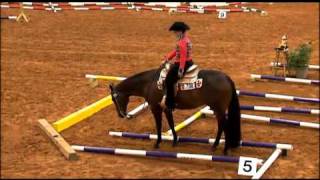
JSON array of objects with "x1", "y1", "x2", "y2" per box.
[
  {"x1": 150, "y1": 104, "x2": 163, "y2": 149},
  {"x1": 211, "y1": 106, "x2": 226, "y2": 152},
  {"x1": 164, "y1": 107, "x2": 178, "y2": 147}
]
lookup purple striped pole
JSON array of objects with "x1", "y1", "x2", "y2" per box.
[
  {"x1": 237, "y1": 90, "x2": 320, "y2": 103},
  {"x1": 240, "y1": 105, "x2": 319, "y2": 115},
  {"x1": 251, "y1": 74, "x2": 320, "y2": 85},
  {"x1": 126, "y1": 104, "x2": 318, "y2": 122},
  {"x1": 201, "y1": 109, "x2": 320, "y2": 129},
  {"x1": 109, "y1": 131, "x2": 293, "y2": 150},
  {"x1": 0, "y1": 15, "x2": 17, "y2": 20},
  {"x1": 72, "y1": 145, "x2": 264, "y2": 164}
]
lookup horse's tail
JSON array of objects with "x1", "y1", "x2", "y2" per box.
[{"x1": 226, "y1": 77, "x2": 241, "y2": 148}]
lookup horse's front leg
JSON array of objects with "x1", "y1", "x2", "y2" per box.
[
  {"x1": 151, "y1": 104, "x2": 163, "y2": 149},
  {"x1": 164, "y1": 107, "x2": 178, "y2": 147}
]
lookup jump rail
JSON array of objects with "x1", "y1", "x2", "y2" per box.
[
  {"x1": 201, "y1": 108, "x2": 319, "y2": 129},
  {"x1": 165, "y1": 106, "x2": 319, "y2": 135},
  {"x1": 251, "y1": 74, "x2": 319, "y2": 85},
  {"x1": 72, "y1": 145, "x2": 263, "y2": 164},
  {"x1": 127, "y1": 102, "x2": 319, "y2": 118},
  {"x1": 0, "y1": 15, "x2": 17, "y2": 20},
  {"x1": 109, "y1": 131, "x2": 293, "y2": 150}
]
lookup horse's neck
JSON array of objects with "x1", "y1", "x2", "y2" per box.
[{"x1": 116, "y1": 70, "x2": 158, "y2": 98}]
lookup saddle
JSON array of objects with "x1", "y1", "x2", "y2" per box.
[{"x1": 157, "y1": 62, "x2": 203, "y2": 91}]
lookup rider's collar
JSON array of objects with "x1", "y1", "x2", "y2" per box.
[{"x1": 177, "y1": 33, "x2": 185, "y2": 40}]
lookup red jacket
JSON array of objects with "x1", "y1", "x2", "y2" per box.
[{"x1": 166, "y1": 35, "x2": 192, "y2": 69}]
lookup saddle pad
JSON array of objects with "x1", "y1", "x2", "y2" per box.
[
  {"x1": 178, "y1": 79, "x2": 203, "y2": 91},
  {"x1": 157, "y1": 62, "x2": 202, "y2": 91},
  {"x1": 157, "y1": 78, "x2": 203, "y2": 91}
]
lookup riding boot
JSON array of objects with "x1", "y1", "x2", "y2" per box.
[{"x1": 165, "y1": 85, "x2": 175, "y2": 110}]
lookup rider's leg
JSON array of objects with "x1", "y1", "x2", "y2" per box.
[
  {"x1": 164, "y1": 61, "x2": 193, "y2": 109},
  {"x1": 165, "y1": 64, "x2": 179, "y2": 109}
]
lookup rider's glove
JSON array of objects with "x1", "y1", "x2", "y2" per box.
[{"x1": 162, "y1": 56, "x2": 169, "y2": 64}]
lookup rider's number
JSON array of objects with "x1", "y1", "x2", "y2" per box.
[{"x1": 238, "y1": 157, "x2": 259, "y2": 176}]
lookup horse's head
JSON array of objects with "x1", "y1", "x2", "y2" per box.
[{"x1": 109, "y1": 83, "x2": 130, "y2": 119}]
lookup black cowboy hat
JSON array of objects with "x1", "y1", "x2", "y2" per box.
[{"x1": 169, "y1": 22, "x2": 190, "y2": 32}]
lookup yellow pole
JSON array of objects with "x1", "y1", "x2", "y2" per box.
[
  {"x1": 85, "y1": 74, "x2": 126, "y2": 81},
  {"x1": 52, "y1": 95, "x2": 113, "y2": 132},
  {"x1": 164, "y1": 111, "x2": 204, "y2": 135}
]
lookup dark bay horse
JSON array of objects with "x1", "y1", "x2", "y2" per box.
[{"x1": 109, "y1": 66, "x2": 241, "y2": 155}]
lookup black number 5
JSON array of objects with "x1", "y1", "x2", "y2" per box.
[{"x1": 243, "y1": 160, "x2": 252, "y2": 172}]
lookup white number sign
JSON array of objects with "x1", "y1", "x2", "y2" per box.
[{"x1": 238, "y1": 156, "x2": 259, "y2": 176}]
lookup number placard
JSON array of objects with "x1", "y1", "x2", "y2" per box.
[
  {"x1": 238, "y1": 157, "x2": 259, "y2": 176},
  {"x1": 218, "y1": 11, "x2": 227, "y2": 19}
]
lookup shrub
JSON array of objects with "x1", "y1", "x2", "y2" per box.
[{"x1": 288, "y1": 43, "x2": 312, "y2": 68}]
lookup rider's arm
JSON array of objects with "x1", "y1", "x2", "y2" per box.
[
  {"x1": 178, "y1": 40, "x2": 187, "y2": 70},
  {"x1": 165, "y1": 49, "x2": 176, "y2": 61}
]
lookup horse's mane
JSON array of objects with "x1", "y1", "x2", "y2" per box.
[{"x1": 116, "y1": 68, "x2": 159, "y2": 92}]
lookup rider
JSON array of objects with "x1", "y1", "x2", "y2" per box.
[{"x1": 163, "y1": 21, "x2": 194, "y2": 110}]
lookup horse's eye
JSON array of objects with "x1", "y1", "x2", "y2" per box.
[{"x1": 113, "y1": 93, "x2": 118, "y2": 98}]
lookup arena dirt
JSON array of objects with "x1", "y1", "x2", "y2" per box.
[{"x1": 1, "y1": 3, "x2": 319, "y2": 178}]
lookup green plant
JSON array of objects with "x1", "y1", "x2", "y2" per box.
[{"x1": 288, "y1": 43, "x2": 312, "y2": 68}]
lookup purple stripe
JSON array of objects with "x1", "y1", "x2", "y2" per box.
[
  {"x1": 261, "y1": 75, "x2": 285, "y2": 81},
  {"x1": 122, "y1": 132, "x2": 150, "y2": 139},
  {"x1": 83, "y1": 146, "x2": 115, "y2": 154},
  {"x1": 238, "y1": 90, "x2": 265, "y2": 97},
  {"x1": 212, "y1": 156, "x2": 239, "y2": 163},
  {"x1": 241, "y1": 141, "x2": 276, "y2": 148},
  {"x1": 293, "y1": 97, "x2": 320, "y2": 103},
  {"x1": 270, "y1": 118, "x2": 300, "y2": 126},
  {"x1": 146, "y1": 151, "x2": 177, "y2": 158},
  {"x1": 178, "y1": 137, "x2": 210, "y2": 143},
  {"x1": 281, "y1": 107, "x2": 311, "y2": 114},
  {"x1": 311, "y1": 80, "x2": 320, "y2": 85},
  {"x1": 240, "y1": 105, "x2": 254, "y2": 110}
]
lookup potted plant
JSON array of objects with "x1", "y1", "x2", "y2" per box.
[{"x1": 287, "y1": 43, "x2": 312, "y2": 78}]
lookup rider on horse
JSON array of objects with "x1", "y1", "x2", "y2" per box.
[
  {"x1": 163, "y1": 21, "x2": 194, "y2": 110},
  {"x1": 109, "y1": 21, "x2": 241, "y2": 152}
]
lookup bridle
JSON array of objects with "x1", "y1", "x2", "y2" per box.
[{"x1": 111, "y1": 91, "x2": 128, "y2": 118}]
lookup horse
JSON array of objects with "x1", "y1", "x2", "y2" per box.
[{"x1": 109, "y1": 63, "x2": 241, "y2": 155}]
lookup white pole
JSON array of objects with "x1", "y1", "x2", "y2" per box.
[
  {"x1": 127, "y1": 102, "x2": 149, "y2": 117},
  {"x1": 252, "y1": 149, "x2": 282, "y2": 179}
]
